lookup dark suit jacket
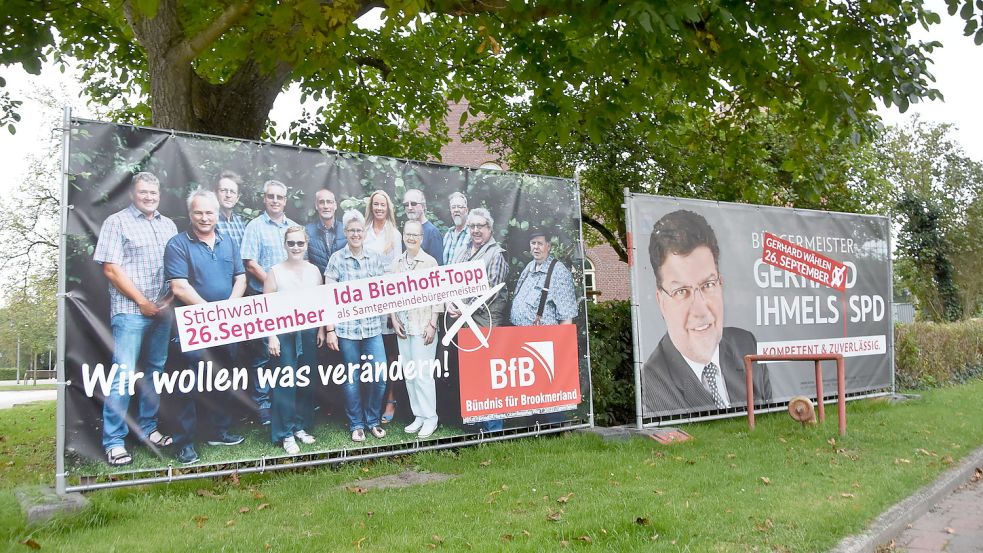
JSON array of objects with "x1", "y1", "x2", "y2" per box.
[
  {"x1": 305, "y1": 220, "x2": 346, "y2": 276},
  {"x1": 641, "y1": 327, "x2": 771, "y2": 415}
]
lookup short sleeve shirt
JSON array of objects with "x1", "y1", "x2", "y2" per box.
[
  {"x1": 324, "y1": 246, "x2": 388, "y2": 340},
  {"x1": 163, "y1": 230, "x2": 245, "y2": 303},
  {"x1": 240, "y1": 212, "x2": 297, "y2": 292},
  {"x1": 509, "y1": 255, "x2": 579, "y2": 326},
  {"x1": 443, "y1": 227, "x2": 470, "y2": 266},
  {"x1": 216, "y1": 212, "x2": 247, "y2": 251},
  {"x1": 93, "y1": 204, "x2": 177, "y2": 316}
]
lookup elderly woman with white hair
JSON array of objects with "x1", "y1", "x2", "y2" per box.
[{"x1": 321, "y1": 210, "x2": 390, "y2": 443}]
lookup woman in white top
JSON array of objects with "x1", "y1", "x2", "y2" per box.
[
  {"x1": 390, "y1": 220, "x2": 443, "y2": 438},
  {"x1": 265, "y1": 226, "x2": 322, "y2": 455},
  {"x1": 363, "y1": 189, "x2": 402, "y2": 423},
  {"x1": 362, "y1": 189, "x2": 402, "y2": 266}
]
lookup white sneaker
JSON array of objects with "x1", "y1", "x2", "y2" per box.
[
  {"x1": 294, "y1": 430, "x2": 316, "y2": 444},
  {"x1": 418, "y1": 418, "x2": 439, "y2": 439},
  {"x1": 282, "y1": 436, "x2": 300, "y2": 455},
  {"x1": 404, "y1": 418, "x2": 424, "y2": 433},
  {"x1": 351, "y1": 428, "x2": 366, "y2": 442}
]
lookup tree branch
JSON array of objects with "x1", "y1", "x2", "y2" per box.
[
  {"x1": 174, "y1": 0, "x2": 258, "y2": 65},
  {"x1": 581, "y1": 214, "x2": 627, "y2": 262},
  {"x1": 354, "y1": 55, "x2": 391, "y2": 80}
]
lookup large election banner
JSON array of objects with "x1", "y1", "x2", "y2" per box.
[
  {"x1": 627, "y1": 194, "x2": 892, "y2": 423},
  {"x1": 61, "y1": 119, "x2": 590, "y2": 486}
]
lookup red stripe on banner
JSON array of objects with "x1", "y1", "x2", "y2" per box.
[{"x1": 761, "y1": 232, "x2": 847, "y2": 292}]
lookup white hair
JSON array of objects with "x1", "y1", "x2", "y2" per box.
[
  {"x1": 343, "y1": 209, "x2": 365, "y2": 228},
  {"x1": 186, "y1": 188, "x2": 219, "y2": 211},
  {"x1": 263, "y1": 179, "x2": 286, "y2": 194},
  {"x1": 467, "y1": 207, "x2": 493, "y2": 229}
]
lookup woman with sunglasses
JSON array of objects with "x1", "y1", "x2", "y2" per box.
[{"x1": 264, "y1": 226, "x2": 322, "y2": 455}]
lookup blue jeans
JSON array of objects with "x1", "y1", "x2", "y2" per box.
[
  {"x1": 271, "y1": 329, "x2": 316, "y2": 443},
  {"x1": 250, "y1": 336, "x2": 272, "y2": 416},
  {"x1": 103, "y1": 312, "x2": 172, "y2": 450},
  {"x1": 338, "y1": 335, "x2": 387, "y2": 431},
  {"x1": 171, "y1": 344, "x2": 236, "y2": 448}
]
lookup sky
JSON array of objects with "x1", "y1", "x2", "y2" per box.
[{"x1": 0, "y1": 3, "x2": 980, "y2": 198}]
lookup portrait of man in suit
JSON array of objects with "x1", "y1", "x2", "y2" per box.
[{"x1": 641, "y1": 209, "x2": 771, "y2": 415}]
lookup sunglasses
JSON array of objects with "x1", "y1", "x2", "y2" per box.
[
  {"x1": 402, "y1": 201, "x2": 422, "y2": 207},
  {"x1": 265, "y1": 193, "x2": 285, "y2": 201},
  {"x1": 286, "y1": 240, "x2": 306, "y2": 247}
]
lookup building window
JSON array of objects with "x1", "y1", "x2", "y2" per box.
[
  {"x1": 584, "y1": 257, "x2": 599, "y2": 302},
  {"x1": 479, "y1": 162, "x2": 503, "y2": 170}
]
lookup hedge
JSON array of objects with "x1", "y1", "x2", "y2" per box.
[{"x1": 895, "y1": 320, "x2": 983, "y2": 389}]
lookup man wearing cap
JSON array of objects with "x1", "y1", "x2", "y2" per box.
[{"x1": 510, "y1": 229, "x2": 579, "y2": 327}]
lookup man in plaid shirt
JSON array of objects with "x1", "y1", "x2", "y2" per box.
[
  {"x1": 93, "y1": 171, "x2": 178, "y2": 467},
  {"x1": 442, "y1": 192, "x2": 470, "y2": 265},
  {"x1": 213, "y1": 169, "x2": 247, "y2": 250}
]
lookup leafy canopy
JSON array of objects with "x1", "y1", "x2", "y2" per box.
[{"x1": 1, "y1": 0, "x2": 977, "y2": 156}]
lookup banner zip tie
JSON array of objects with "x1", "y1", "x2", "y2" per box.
[{"x1": 56, "y1": 292, "x2": 73, "y2": 298}]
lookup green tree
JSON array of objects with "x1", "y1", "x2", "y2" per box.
[
  {"x1": 2, "y1": 0, "x2": 976, "y2": 155},
  {"x1": 862, "y1": 117, "x2": 983, "y2": 320},
  {"x1": 475, "y1": 94, "x2": 884, "y2": 259}
]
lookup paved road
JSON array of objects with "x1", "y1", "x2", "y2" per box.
[
  {"x1": 889, "y1": 474, "x2": 983, "y2": 552},
  {"x1": 0, "y1": 389, "x2": 57, "y2": 410}
]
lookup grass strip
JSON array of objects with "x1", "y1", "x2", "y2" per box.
[{"x1": 3, "y1": 381, "x2": 983, "y2": 551}]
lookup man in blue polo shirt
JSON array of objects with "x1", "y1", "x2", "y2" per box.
[{"x1": 164, "y1": 189, "x2": 247, "y2": 464}]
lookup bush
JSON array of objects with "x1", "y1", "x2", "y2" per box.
[
  {"x1": 0, "y1": 368, "x2": 18, "y2": 380},
  {"x1": 895, "y1": 320, "x2": 983, "y2": 389},
  {"x1": 587, "y1": 300, "x2": 635, "y2": 426}
]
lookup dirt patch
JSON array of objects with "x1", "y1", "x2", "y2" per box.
[{"x1": 344, "y1": 470, "x2": 457, "y2": 491}]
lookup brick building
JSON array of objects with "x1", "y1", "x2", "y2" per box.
[{"x1": 432, "y1": 102, "x2": 630, "y2": 302}]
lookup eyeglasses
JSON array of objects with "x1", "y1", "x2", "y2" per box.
[
  {"x1": 217, "y1": 188, "x2": 238, "y2": 196},
  {"x1": 265, "y1": 193, "x2": 285, "y2": 201},
  {"x1": 404, "y1": 233, "x2": 422, "y2": 239},
  {"x1": 286, "y1": 240, "x2": 306, "y2": 247},
  {"x1": 467, "y1": 222, "x2": 489, "y2": 230},
  {"x1": 403, "y1": 201, "x2": 422, "y2": 208},
  {"x1": 345, "y1": 228, "x2": 364, "y2": 235},
  {"x1": 659, "y1": 278, "x2": 723, "y2": 304}
]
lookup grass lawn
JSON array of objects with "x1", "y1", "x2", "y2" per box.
[
  {"x1": 0, "y1": 385, "x2": 58, "y2": 392},
  {"x1": 3, "y1": 381, "x2": 983, "y2": 551}
]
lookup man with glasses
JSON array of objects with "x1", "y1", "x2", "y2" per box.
[
  {"x1": 402, "y1": 188, "x2": 443, "y2": 264},
  {"x1": 240, "y1": 179, "x2": 298, "y2": 425},
  {"x1": 213, "y1": 170, "x2": 247, "y2": 250},
  {"x1": 442, "y1": 192, "x2": 470, "y2": 265},
  {"x1": 642, "y1": 209, "x2": 771, "y2": 414},
  {"x1": 306, "y1": 188, "x2": 346, "y2": 275}
]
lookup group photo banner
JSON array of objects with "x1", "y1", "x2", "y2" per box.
[
  {"x1": 627, "y1": 194, "x2": 893, "y2": 422},
  {"x1": 61, "y1": 119, "x2": 592, "y2": 484}
]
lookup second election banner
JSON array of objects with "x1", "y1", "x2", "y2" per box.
[{"x1": 627, "y1": 194, "x2": 893, "y2": 422}]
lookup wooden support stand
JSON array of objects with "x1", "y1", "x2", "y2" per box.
[{"x1": 744, "y1": 353, "x2": 846, "y2": 436}]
